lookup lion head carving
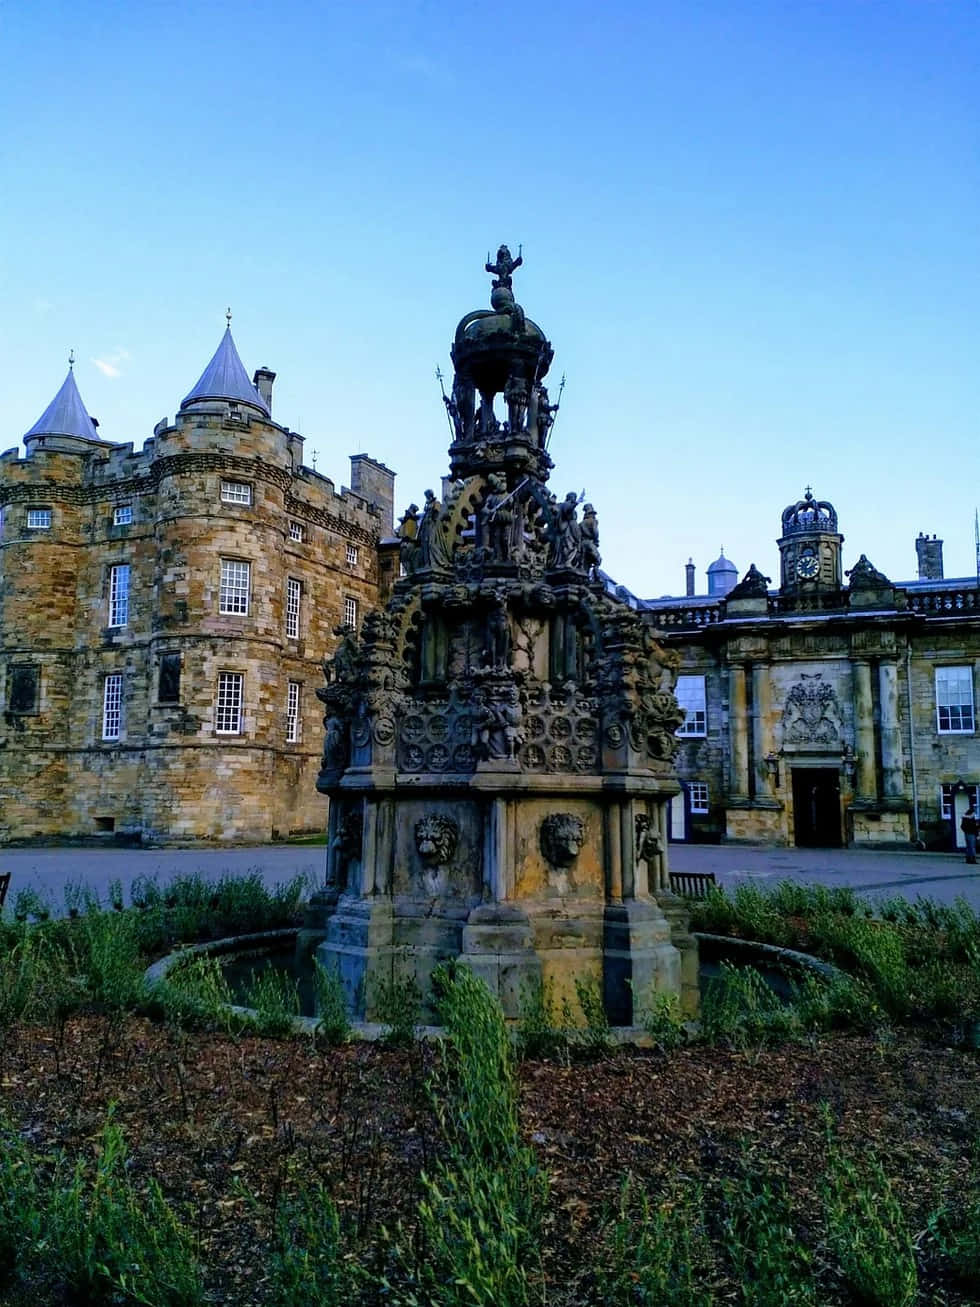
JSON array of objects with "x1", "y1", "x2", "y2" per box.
[
  {"x1": 415, "y1": 815, "x2": 459, "y2": 866},
  {"x1": 539, "y1": 813, "x2": 585, "y2": 868}
]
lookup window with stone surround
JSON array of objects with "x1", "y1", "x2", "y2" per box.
[
  {"x1": 689, "y1": 782, "x2": 709, "y2": 813},
  {"x1": 346, "y1": 543, "x2": 358, "y2": 567},
  {"x1": 7, "y1": 664, "x2": 39, "y2": 714},
  {"x1": 219, "y1": 559, "x2": 250, "y2": 615},
  {"x1": 113, "y1": 504, "x2": 133, "y2": 525},
  {"x1": 158, "y1": 653, "x2": 181, "y2": 703},
  {"x1": 344, "y1": 595, "x2": 358, "y2": 629},
  {"x1": 102, "y1": 674, "x2": 123, "y2": 740},
  {"x1": 675, "y1": 675, "x2": 707, "y2": 736},
  {"x1": 27, "y1": 508, "x2": 52, "y2": 529},
  {"x1": 286, "y1": 680, "x2": 301, "y2": 742},
  {"x1": 108, "y1": 564, "x2": 130, "y2": 628},
  {"x1": 936, "y1": 666, "x2": 975, "y2": 733},
  {"x1": 216, "y1": 672, "x2": 244, "y2": 734},
  {"x1": 285, "y1": 577, "x2": 301, "y2": 639},
  {"x1": 220, "y1": 480, "x2": 252, "y2": 505},
  {"x1": 289, "y1": 521, "x2": 305, "y2": 543}
]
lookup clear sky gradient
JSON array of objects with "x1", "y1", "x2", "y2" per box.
[{"x1": 2, "y1": 0, "x2": 977, "y2": 594}]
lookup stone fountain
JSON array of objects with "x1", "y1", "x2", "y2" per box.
[{"x1": 311, "y1": 248, "x2": 698, "y2": 1022}]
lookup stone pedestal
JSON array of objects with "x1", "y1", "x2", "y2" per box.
[
  {"x1": 317, "y1": 895, "x2": 395, "y2": 1020},
  {"x1": 602, "y1": 899, "x2": 680, "y2": 1025},
  {"x1": 461, "y1": 902, "x2": 541, "y2": 1017}
]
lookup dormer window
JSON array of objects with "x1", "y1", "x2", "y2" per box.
[{"x1": 220, "y1": 480, "x2": 252, "y2": 506}]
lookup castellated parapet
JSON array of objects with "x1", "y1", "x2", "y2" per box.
[{"x1": 0, "y1": 335, "x2": 394, "y2": 844}]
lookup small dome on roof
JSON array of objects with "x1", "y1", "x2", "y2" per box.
[
  {"x1": 24, "y1": 365, "x2": 100, "y2": 442},
  {"x1": 707, "y1": 548, "x2": 738, "y2": 597},
  {"x1": 180, "y1": 325, "x2": 269, "y2": 415}
]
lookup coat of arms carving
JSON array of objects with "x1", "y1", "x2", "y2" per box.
[{"x1": 781, "y1": 673, "x2": 841, "y2": 746}]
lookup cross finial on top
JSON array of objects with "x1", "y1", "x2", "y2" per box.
[
  {"x1": 68, "y1": 349, "x2": 75, "y2": 370},
  {"x1": 804, "y1": 484, "x2": 813, "y2": 499}
]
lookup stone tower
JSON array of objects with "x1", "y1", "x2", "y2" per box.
[
  {"x1": 313, "y1": 250, "x2": 697, "y2": 1022},
  {"x1": 777, "y1": 488, "x2": 844, "y2": 600}
]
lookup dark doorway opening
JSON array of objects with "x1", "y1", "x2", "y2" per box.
[{"x1": 791, "y1": 767, "x2": 841, "y2": 847}]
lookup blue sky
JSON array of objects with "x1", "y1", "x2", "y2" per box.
[{"x1": 2, "y1": 0, "x2": 977, "y2": 593}]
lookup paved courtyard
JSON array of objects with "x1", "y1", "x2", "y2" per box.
[{"x1": 2, "y1": 841, "x2": 978, "y2": 916}]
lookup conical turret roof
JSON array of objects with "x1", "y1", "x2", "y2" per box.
[
  {"x1": 24, "y1": 366, "x2": 100, "y2": 441},
  {"x1": 180, "y1": 326, "x2": 269, "y2": 414}
]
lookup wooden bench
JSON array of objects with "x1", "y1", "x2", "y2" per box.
[
  {"x1": 668, "y1": 870, "x2": 717, "y2": 899},
  {"x1": 0, "y1": 872, "x2": 10, "y2": 910}
]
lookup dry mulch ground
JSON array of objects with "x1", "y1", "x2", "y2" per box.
[{"x1": 1, "y1": 1015, "x2": 978, "y2": 1304}]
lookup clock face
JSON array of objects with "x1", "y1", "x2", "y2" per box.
[{"x1": 796, "y1": 554, "x2": 819, "y2": 581}]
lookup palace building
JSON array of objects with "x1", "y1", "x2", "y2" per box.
[
  {"x1": 0, "y1": 327, "x2": 394, "y2": 844},
  {"x1": 617, "y1": 491, "x2": 980, "y2": 851}
]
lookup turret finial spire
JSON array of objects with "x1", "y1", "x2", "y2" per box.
[
  {"x1": 68, "y1": 349, "x2": 75, "y2": 370},
  {"x1": 226, "y1": 307, "x2": 232, "y2": 327}
]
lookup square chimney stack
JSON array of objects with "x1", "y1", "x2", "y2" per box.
[{"x1": 915, "y1": 532, "x2": 943, "y2": 580}]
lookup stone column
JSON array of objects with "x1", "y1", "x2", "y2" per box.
[
  {"x1": 484, "y1": 797, "x2": 509, "y2": 900},
  {"x1": 852, "y1": 660, "x2": 877, "y2": 801},
  {"x1": 729, "y1": 664, "x2": 749, "y2": 800},
  {"x1": 878, "y1": 660, "x2": 904, "y2": 799},
  {"x1": 605, "y1": 803, "x2": 623, "y2": 903},
  {"x1": 752, "y1": 663, "x2": 773, "y2": 800}
]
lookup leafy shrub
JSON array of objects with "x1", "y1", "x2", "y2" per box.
[
  {"x1": 823, "y1": 1142, "x2": 917, "y2": 1306},
  {"x1": 0, "y1": 1112, "x2": 201, "y2": 1305},
  {"x1": 595, "y1": 1175, "x2": 712, "y2": 1306},
  {"x1": 244, "y1": 965, "x2": 302, "y2": 1037},
  {"x1": 268, "y1": 1177, "x2": 361, "y2": 1306},
  {"x1": 722, "y1": 1163, "x2": 815, "y2": 1306},
  {"x1": 158, "y1": 954, "x2": 247, "y2": 1034},
  {"x1": 637, "y1": 988, "x2": 687, "y2": 1050},
  {"x1": 50, "y1": 1114, "x2": 203, "y2": 1306},
  {"x1": 929, "y1": 1159, "x2": 980, "y2": 1292},
  {"x1": 313, "y1": 959, "x2": 351, "y2": 1045},
  {"x1": 383, "y1": 964, "x2": 548, "y2": 1306},
  {"x1": 370, "y1": 972, "x2": 421, "y2": 1046}
]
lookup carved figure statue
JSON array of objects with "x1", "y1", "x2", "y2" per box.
[
  {"x1": 550, "y1": 492, "x2": 581, "y2": 569},
  {"x1": 493, "y1": 682, "x2": 524, "y2": 759},
  {"x1": 417, "y1": 489, "x2": 452, "y2": 571},
  {"x1": 322, "y1": 624, "x2": 361, "y2": 685},
  {"x1": 322, "y1": 715, "x2": 349, "y2": 772},
  {"x1": 486, "y1": 244, "x2": 523, "y2": 289},
  {"x1": 449, "y1": 374, "x2": 475, "y2": 441},
  {"x1": 485, "y1": 603, "x2": 512, "y2": 670},
  {"x1": 483, "y1": 473, "x2": 513, "y2": 561},
  {"x1": 329, "y1": 807, "x2": 362, "y2": 890},
  {"x1": 635, "y1": 813, "x2": 661, "y2": 863},
  {"x1": 580, "y1": 503, "x2": 601, "y2": 579},
  {"x1": 397, "y1": 503, "x2": 421, "y2": 575},
  {"x1": 530, "y1": 383, "x2": 556, "y2": 447},
  {"x1": 728, "y1": 563, "x2": 771, "y2": 600},
  {"x1": 539, "y1": 812, "x2": 585, "y2": 868},
  {"x1": 846, "y1": 554, "x2": 890, "y2": 587},
  {"x1": 415, "y1": 814, "x2": 459, "y2": 866},
  {"x1": 504, "y1": 371, "x2": 529, "y2": 433}
]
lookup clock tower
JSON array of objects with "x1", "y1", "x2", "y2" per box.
[{"x1": 778, "y1": 488, "x2": 844, "y2": 599}]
